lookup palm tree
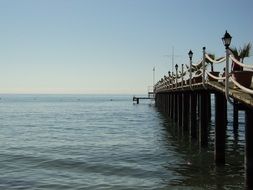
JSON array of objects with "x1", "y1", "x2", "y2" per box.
[{"x1": 230, "y1": 42, "x2": 252, "y2": 71}]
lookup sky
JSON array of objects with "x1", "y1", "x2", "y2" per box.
[{"x1": 0, "y1": 0, "x2": 252, "y2": 94}]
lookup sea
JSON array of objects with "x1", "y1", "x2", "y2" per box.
[{"x1": 0, "y1": 94, "x2": 246, "y2": 189}]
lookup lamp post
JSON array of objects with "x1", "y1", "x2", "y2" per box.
[
  {"x1": 153, "y1": 67, "x2": 155, "y2": 89},
  {"x1": 222, "y1": 30, "x2": 232, "y2": 49},
  {"x1": 181, "y1": 64, "x2": 184, "y2": 88},
  {"x1": 168, "y1": 71, "x2": 171, "y2": 88},
  {"x1": 172, "y1": 72, "x2": 174, "y2": 87},
  {"x1": 222, "y1": 30, "x2": 232, "y2": 104},
  {"x1": 188, "y1": 50, "x2": 193, "y2": 88},
  {"x1": 175, "y1": 64, "x2": 178, "y2": 88},
  {"x1": 202, "y1": 47, "x2": 206, "y2": 86}
]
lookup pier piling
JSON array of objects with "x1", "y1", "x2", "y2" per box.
[
  {"x1": 245, "y1": 107, "x2": 253, "y2": 189},
  {"x1": 199, "y1": 91, "x2": 209, "y2": 147},
  {"x1": 189, "y1": 92, "x2": 197, "y2": 140},
  {"x1": 214, "y1": 92, "x2": 227, "y2": 165}
]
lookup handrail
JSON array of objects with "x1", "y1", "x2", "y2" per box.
[
  {"x1": 229, "y1": 55, "x2": 253, "y2": 69},
  {"x1": 206, "y1": 71, "x2": 225, "y2": 80},
  {"x1": 192, "y1": 59, "x2": 203, "y2": 67},
  {"x1": 230, "y1": 77, "x2": 253, "y2": 94},
  {"x1": 194, "y1": 70, "x2": 203, "y2": 78},
  {"x1": 205, "y1": 54, "x2": 226, "y2": 64}
]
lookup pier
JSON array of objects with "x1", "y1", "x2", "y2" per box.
[
  {"x1": 133, "y1": 96, "x2": 154, "y2": 104},
  {"x1": 153, "y1": 31, "x2": 253, "y2": 188},
  {"x1": 133, "y1": 86, "x2": 154, "y2": 104}
]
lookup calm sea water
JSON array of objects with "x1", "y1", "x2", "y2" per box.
[{"x1": 0, "y1": 94, "x2": 245, "y2": 189}]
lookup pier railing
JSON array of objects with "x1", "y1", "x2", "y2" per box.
[{"x1": 154, "y1": 46, "x2": 253, "y2": 98}]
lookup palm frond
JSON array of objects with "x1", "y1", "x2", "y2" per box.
[
  {"x1": 239, "y1": 42, "x2": 251, "y2": 62},
  {"x1": 230, "y1": 47, "x2": 240, "y2": 60},
  {"x1": 230, "y1": 42, "x2": 251, "y2": 62}
]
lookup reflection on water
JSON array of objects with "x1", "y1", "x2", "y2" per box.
[{"x1": 157, "y1": 97, "x2": 245, "y2": 189}]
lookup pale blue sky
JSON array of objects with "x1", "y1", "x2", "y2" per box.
[{"x1": 0, "y1": 0, "x2": 252, "y2": 94}]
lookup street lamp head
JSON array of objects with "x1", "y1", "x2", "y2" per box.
[
  {"x1": 222, "y1": 30, "x2": 232, "y2": 48},
  {"x1": 175, "y1": 64, "x2": 178, "y2": 70},
  {"x1": 188, "y1": 50, "x2": 193, "y2": 60}
]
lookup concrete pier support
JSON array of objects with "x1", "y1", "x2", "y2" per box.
[
  {"x1": 177, "y1": 93, "x2": 182, "y2": 127},
  {"x1": 182, "y1": 93, "x2": 189, "y2": 132},
  {"x1": 245, "y1": 107, "x2": 253, "y2": 189},
  {"x1": 189, "y1": 92, "x2": 197, "y2": 140},
  {"x1": 199, "y1": 91, "x2": 209, "y2": 147},
  {"x1": 164, "y1": 94, "x2": 168, "y2": 114},
  {"x1": 170, "y1": 94, "x2": 173, "y2": 119},
  {"x1": 215, "y1": 92, "x2": 227, "y2": 165},
  {"x1": 162, "y1": 94, "x2": 165, "y2": 113},
  {"x1": 174, "y1": 93, "x2": 178, "y2": 122},
  {"x1": 206, "y1": 93, "x2": 211, "y2": 122},
  {"x1": 168, "y1": 94, "x2": 171, "y2": 117}
]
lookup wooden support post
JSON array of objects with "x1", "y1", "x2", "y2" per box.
[
  {"x1": 157, "y1": 94, "x2": 160, "y2": 108},
  {"x1": 190, "y1": 92, "x2": 197, "y2": 140},
  {"x1": 164, "y1": 94, "x2": 167, "y2": 113},
  {"x1": 171, "y1": 94, "x2": 175, "y2": 119},
  {"x1": 159, "y1": 94, "x2": 162, "y2": 108},
  {"x1": 162, "y1": 94, "x2": 165, "y2": 112},
  {"x1": 158, "y1": 94, "x2": 161, "y2": 109},
  {"x1": 167, "y1": 94, "x2": 169, "y2": 114},
  {"x1": 177, "y1": 93, "x2": 182, "y2": 127},
  {"x1": 174, "y1": 93, "x2": 178, "y2": 122},
  {"x1": 136, "y1": 98, "x2": 139, "y2": 104},
  {"x1": 199, "y1": 91, "x2": 209, "y2": 147},
  {"x1": 245, "y1": 107, "x2": 253, "y2": 189},
  {"x1": 183, "y1": 93, "x2": 189, "y2": 132},
  {"x1": 157, "y1": 94, "x2": 159, "y2": 106},
  {"x1": 160, "y1": 94, "x2": 162, "y2": 109},
  {"x1": 206, "y1": 93, "x2": 211, "y2": 122},
  {"x1": 168, "y1": 94, "x2": 171, "y2": 117},
  {"x1": 166, "y1": 94, "x2": 169, "y2": 115},
  {"x1": 215, "y1": 92, "x2": 227, "y2": 165},
  {"x1": 165, "y1": 94, "x2": 168, "y2": 115}
]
